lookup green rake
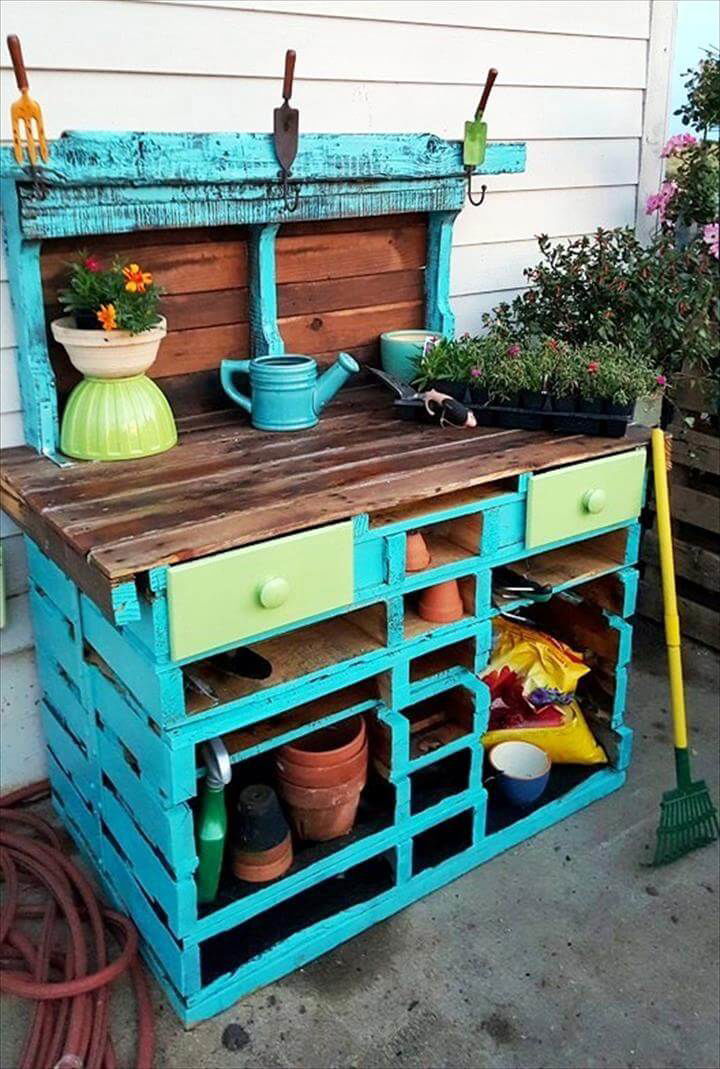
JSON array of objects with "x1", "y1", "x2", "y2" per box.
[{"x1": 650, "y1": 428, "x2": 719, "y2": 866}]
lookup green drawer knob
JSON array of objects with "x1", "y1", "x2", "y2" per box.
[
  {"x1": 582, "y1": 488, "x2": 607, "y2": 514},
  {"x1": 258, "y1": 576, "x2": 290, "y2": 609}
]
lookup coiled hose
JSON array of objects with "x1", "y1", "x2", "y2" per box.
[{"x1": 0, "y1": 780, "x2": 155, "y2": 1068}]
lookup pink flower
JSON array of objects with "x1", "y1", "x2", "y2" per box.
[
  {"x1": 461, "y1": 332, "x2": 471, "y2": 340},
  {"x1": 470, "y1": 367, "x2": 482, "y2": 379},
  {"x1": 661, "y1": 133, "x2": 697, "y2": 157},
  {"x1": 84, "y1": 256, "x2": 102, "y2": 272},
  {"x1": 506, "y1": 344, "x2": 521, "y2": 357},
  {"x1": 702, "y1": 222, "x2": 719, "y2": 259},
  {"x1": 547, "y1": 338, "x2": 559, "y2": 352},
  {"x1": 646, "y1": 181, "x2": 678, "y2": 223},
  {"x1": 656, "y1": 374, "x2": 667, "y2": 387},
  {"x1": 587, "y1": 361, "x2": 600, "y2": 374}
]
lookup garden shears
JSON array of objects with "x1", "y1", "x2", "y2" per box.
[{"x1": 369, "y1": 367, "x2": 477, "y2": 429}]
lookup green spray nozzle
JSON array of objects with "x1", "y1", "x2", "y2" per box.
[{"x1": 201, "y1": 738, "x2": 232, "y2": 790}]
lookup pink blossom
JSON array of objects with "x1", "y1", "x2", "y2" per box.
[
  {"x1": 461, "y1": 332, "x2": 471, "y2": 340},
  {"x1": 587, "y1": 361, "x2": 600, "y2": 374},
  {"x1": 506, "y1": 344, "x2": 521, "y2": 357},
  {"x1": 661, "y1": 133, "x2": 697, "y2": 157},
  {"x1": 702, "y1": 222, "x2": 719, "y2": 259},
  {"x1": 84, "y1": 256, "x2": 102, "y2": 272},
  {"x1": 470, "y1": 367, "x2": 482, "y2": 379},
  {"x1": 646, "y1": 180, "x2": 678, "y2": 223},
  {"x1": 656, "y1": 374, "x2": 667, "y2": 387}
]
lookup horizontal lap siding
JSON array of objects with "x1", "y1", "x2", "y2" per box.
[{"x1": 0, "y1": 0, "x2": 652, "y2": 788}]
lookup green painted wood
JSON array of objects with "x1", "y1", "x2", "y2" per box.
[
  {"x1": 166, "y1": 520, "x2": 354, "y2": 661},
  {"x1": 526, "y1": 449, "x2": 647, "y2": 549}
]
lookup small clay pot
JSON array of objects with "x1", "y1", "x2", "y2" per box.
[
  {"x1": 278, "y1": 716, "x2": 366, "y2": 768},
  {"x1": 278, "y1": 774, "x2": 366, "y2": 841},
  {"x1": 276, "y1": 741, "x2": 368, "y2": 789},
  {"x1": 233, "y1": 832, "x2": 293, "y2": 883},
  {"x1": 417, "y1": 579, "x2": 464, "y2": 624},
  {"x1": 236, "y1": 784, "x2": 289, "y2": 853},
  {"x1": 406, "y1": 530, "x2": 431, "y2": 572}
]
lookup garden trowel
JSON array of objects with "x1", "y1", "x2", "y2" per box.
[
  {"x1": 274, "y1": 49, "x2": 299, "y2": 210},
  {"x1": 463, "y1": 67, "x2": 498, "y2": 169}
]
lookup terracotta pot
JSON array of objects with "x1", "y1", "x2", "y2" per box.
[
  {"x1": 232, "y1": 832, "x2": 293, "y2": 883},
  {"x1": 278, "y1": 773, "x2": 366, "y2": 841},
  {"x1": 417, "y1": 579, "x2": 464, "y2": 624},
  {"x1": 278, "y1": 715, "x2": 366, "y2": 768},
  {"x1": 51, "y1": 316, "x2": 167, "y2": 378},
  {"x1": 276, "y1": 741, "x2": 368, "y2": 788},
  {"x1": 406, "y1": 531, "x2": 431, "y2": 572}
]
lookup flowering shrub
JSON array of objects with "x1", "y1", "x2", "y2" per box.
[
  {"x1": 59, "y1": 254, "x2": 163, "y2": 333},
  {"x1": 482, "y1": 227, "x2": 718, "y2": 379}
]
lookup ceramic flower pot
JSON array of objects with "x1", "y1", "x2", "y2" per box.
[
  {"x1": 51, "y1": 315, "x2": 167, "y2": 378},
  {"x1": 51, "y1": 316, "x2": 177, "y2": 461},
  {"x1": 417, "y1": 579, "x2": 464, "y2": 624},
  {"x1": 380, "y1": 330, "x2": 440, "y2": 384},
  {"x1": 277, "y1": 774, "x2": 367, "y2": 841},
  {"x1": 406, "y1": 531, "x2": 431, "y2": 572},
  {"x1": 233, "y1": 833, "x2": 293, "y2": 883},
  {"x1": 276, "y1": 717, "x2": 368, "y2": 840},
  {"x1": 489, "y1": 741, "x2": 551, "y2": 808}
]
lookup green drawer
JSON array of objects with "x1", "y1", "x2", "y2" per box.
[
  {"x1": 526, "y1": 449, "x2": 646, "y2": 549},
  {"x1": 167, "y1": 521, "x2": 354, "y2": 661}
]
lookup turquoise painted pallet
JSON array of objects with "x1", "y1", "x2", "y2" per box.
[{"x1": 24, "y1": 469, "x2": 641, "y2": 1023}]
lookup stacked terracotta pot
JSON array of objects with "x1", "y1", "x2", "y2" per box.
[{"x1": 275, "y1": 716, "x2": 368, "y2": 841}]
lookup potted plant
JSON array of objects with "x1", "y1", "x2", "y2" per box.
[
  {"x1": 51, "y1": 254, "x2": 177, "y2": 461},
  {"x1": 414, "y1": 335, "x2": 472, "y2": 400}
]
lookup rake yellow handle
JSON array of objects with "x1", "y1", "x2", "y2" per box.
[{"x1": 651, "y1": 428, "x2": 688, "y2": 749}]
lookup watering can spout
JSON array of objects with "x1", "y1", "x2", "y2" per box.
[{"x1": 313, "y1": 352, "x2": 360, "y2": 414}]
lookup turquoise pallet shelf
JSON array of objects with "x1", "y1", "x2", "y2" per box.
[{"x1": 1, "y1": 124, "x2": 649, "y2": 1025}]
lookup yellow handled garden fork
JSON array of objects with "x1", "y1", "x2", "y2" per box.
[
  {"x1": 7, "y1": 34, "x2": 48, "y2": 166},
  {"x1": 650, "y1": 428, "x2": 718, "y2": 865}
]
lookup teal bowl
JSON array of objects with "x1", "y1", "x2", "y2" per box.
[{"x1": 380, "y1": 329, "x2": 442, "y2": 385}]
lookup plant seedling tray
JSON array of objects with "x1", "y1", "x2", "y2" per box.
[{"x1": 393, "y1": 397, "x2": 631, "y2": 438}]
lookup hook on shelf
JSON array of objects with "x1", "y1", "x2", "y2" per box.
[
  {"x1": 466, "y1": 172, "x2": 487, "y2": 207},
  {"x1": 280, "y1": 172, "x2": 300, "y2": 212}
]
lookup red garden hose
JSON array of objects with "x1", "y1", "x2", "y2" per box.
[{"x1": 0, "y1": 780, "x2": 155, "y2": 1068}]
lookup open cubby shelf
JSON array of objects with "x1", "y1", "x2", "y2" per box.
[
  {"x1": 184, "y1": 605, "x2": 387, "y2": 714},
  {"x1": 409, "y1": 638, "x2": 476, "y2": 683},
  {"x1": 485, "y1": 763, "x2": 602, "y2": 836},
  {"x1": 369, "y1": 480, "x2": 516, "y2": 531}
]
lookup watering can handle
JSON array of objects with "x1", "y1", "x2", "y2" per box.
[
  {"x1": 220, "y1": 359, "x2": 252, "y2": 413},
  {"x1": 475, "y1": 68, "x2": 498, "y2": 119}
]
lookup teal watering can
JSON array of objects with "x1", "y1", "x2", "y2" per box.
[{"x1": 220, "y1": 352, "x2": 359, "y2": 431}]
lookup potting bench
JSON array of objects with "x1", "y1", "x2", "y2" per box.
[{"x1": 0, "y1": 131, "x2": 648, "y2": 1023}]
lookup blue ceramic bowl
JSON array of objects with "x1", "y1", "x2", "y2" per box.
[
  {"x1": 489, "y1": 741, "x2": 551, "y2": 807},
  {"x1": 380, "y1": 330, "x2": 442, "y2": 385}
]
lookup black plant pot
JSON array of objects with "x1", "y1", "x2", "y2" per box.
[
  {"x1": 514, "y1": 390, "x2": 544, "y2": 430},
  {"x1": 604, "y1": 399, "x2": 633, "y2": 438},
  {"x1": 469, "y1": 385, "x2": 489, "y2": 406},
  {"x1": 432, "y1": 378, "x2": 467, "y2": 402},
  {"x1": 236, "y1": 784, "x2": 290, "y2": 853},
  {"x1": 520, "y1": 390, "x2": 545, "y2": 410},
  {"x1": 74, "y1": 310, "x2": 102, "y2": 330},
  {"x1": 576, "y1": 396, "x2": 603, "y2": 435},
  {"x1": 550, "y1": 393, "x2": 585, "y2": 433},
  {"x1": 495, "y1": 395, "x2": 519, "y2": 428}
]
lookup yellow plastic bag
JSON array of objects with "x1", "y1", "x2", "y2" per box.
[
  {"x1": 482, "y1": 700, "x2": 607, "y2": 765},
  {"x1": 485, "y1": 617, "x2": 590, "y2": 707}
]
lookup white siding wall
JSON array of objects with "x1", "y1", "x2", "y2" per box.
[{"x1": 0, "y1": 0, "x2": 667, "y2": 789}]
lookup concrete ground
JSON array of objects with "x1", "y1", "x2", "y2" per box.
[{"x1": 2, "y1": 620, "x2": 719, "y2": 1069}]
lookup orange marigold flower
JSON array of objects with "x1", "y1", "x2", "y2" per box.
[
  {"x1": 97, "y1": 303, "x2": 117, "y2": 331},
  {"x1": 122, "y1": 263, "x2": 153, "y2": 293}
]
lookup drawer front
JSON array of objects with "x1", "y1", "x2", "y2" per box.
[
  {"x1": 167, "y1": 521, "x2": 354, "y2": 661},
  {"x1": 526, "y1": 449, "x2": 646, "y2": 549}
]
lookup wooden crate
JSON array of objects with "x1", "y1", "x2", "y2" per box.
[{"x1": 639, "y1": 406, "x2": 719, "y2": 650}]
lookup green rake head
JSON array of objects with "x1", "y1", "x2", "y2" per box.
[{"x1": 652, "y1": 752, "x2": 719, "y2": 867}]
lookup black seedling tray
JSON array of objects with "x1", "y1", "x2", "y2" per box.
[{"x1": 393, "y1": 396, "x2": 631, "y2": 438}]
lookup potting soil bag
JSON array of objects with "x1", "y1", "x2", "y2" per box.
[
  {"x1": 482, "y1": 700, "x2": 607, "y2": 765},
  {"x1": 480, "y1": 618, "x2": 606, "y2": 764}
]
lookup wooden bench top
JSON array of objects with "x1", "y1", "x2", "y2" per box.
[{"x1": 1, "y1": 386, "x2": 648, "y2": 605}]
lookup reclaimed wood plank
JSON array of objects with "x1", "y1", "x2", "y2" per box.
[
  {"x1": 279, "y1": 300, "x2": 424, "y2": 357},
  {"x1": 276, "y1": 222, "x2": 426, "y2": 283},
  {"x1": 670, "y1": 427, "x2": 719, "y2": 477},
  {"x1": 642, "y1": 530, "x2": 720, "y2": 591},
  {"x1": 639, "y1": 568, "x2": 719, "y2": 650},
  {"x1": 277, "y1": 269, "x2": 423, "y2": 318}
]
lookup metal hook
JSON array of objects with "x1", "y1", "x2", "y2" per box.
[
  {"x1": 20, "y1": 162, "x2": 67, "y2": 200},
  {"x1": 281, "y1": 172, "x2": 300, "y2": 212},
  {"x1": 466, "y1": 171, "x2": 487, "y2": 207}
]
